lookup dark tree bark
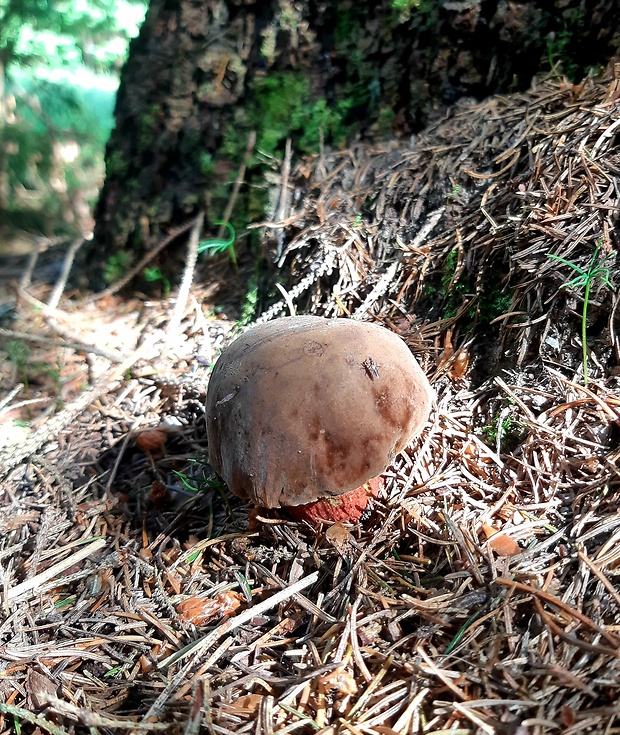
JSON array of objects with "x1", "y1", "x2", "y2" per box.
[
  {"x1": 92, "y1": 0, "x2": 273, "y2": 278},
  {"x1": 91, "y1": 0, "x2": 619, "y2": 282}
]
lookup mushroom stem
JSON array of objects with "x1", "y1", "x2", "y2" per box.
[{"x1": 287, "y1": 476, "x2": 384, "y2": 524}]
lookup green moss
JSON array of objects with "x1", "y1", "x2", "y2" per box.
[
  {"x1": 180, "y1": 126, "x2": 203, "y2": 159},
  {"x1": 125, "y1": 177, "x2": 141, "y2": 194},
  {"x1": 199, "y1": 151, "x2": 214, "y2": 176},
  {"x1": 182, "y1": 192, "x2": 200, "y2": 209},
  {"x1": 203, "y1": 178, "x2": 235, "y2": 226},
  {"x1": 255, "y1": 73, "x2": 310, "y2": 154},
  {"x1": 441, "y1": 249, "x2": 472, "y2": 319},
  {"x1": 143, "y1": 266, "x2": 171, "y2": 298},
  {"x1": 374, "y1": 105, "x2": 396, "y2": 136},
  {"x1": 439, "y1": 249, "x2": 512, "y2": 324},
  {"x1": 448, "y1": 183, "x2": 461, "y2": 200},
  {"x1": 227, "y1": 72, "x2": 357, "y2": 158},
  {"x1": 332, "y1": 6, "x2": 390, "y2": 130},
  {"x1": 145, "y1": 194, "x2": 164, "y2": 219},
  {"x1": 106, "y1": 151, "x2": 128, "y2": 179},
  {"x1": 391, "y1": 0, "x2": 421, "y2": 12},
  {"x1": 138, "y1": 103, "x2": 160, "y2": 151},
  {"x1": 478, "y1": 412, "x2": 527, "y2": 452},
  {"x1": 238, "y1": 273, "x2": 259, "y2": 327},
  {"x1": 214, "y1": 70, "x2": 362, "y2": 248},
  {"x1": 441, "y1": 249, "x2": 459, "y2": 292},
  {"x1": 103, "y1": 251, "x2": 131, "y2": 285},
  {"x1": 544, "y1": 9, "x2": 589, "y2": 80},
  {"x1": 479, "y1": 284, "x2": 512, "y2": 323},
  {"x1": 4, "y1": 340, "x2": 31, "y2": 386},
  {"x1": 334, "y1": 6, "x2": 362, "y2": 52},
  {"x1": 210, "y1": 65, "x2": 367, "y2": 265},
  {"x1": 421, "y1": 282, "x2": 436, "y2": 299},
  {"x1": 4, "y1": 339, "x2": 61, "y2": 395}
]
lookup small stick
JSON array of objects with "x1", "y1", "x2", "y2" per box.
[
  {"x1": 0, "y1": 701, "x2": 71, "y2": 735},
  {"x1": 47, "y1": 236, "x2": 84, "y2": 308},
  {"x1": 20, "y1": 235, "x2": 69, "y2": 289},
  {"x1": 20, "y1": 241, "x2": 43, "y2": 290},
  {"x1": 0, "y1": 383, "x2": 23, "y2": 413},
  {"x1": 6, "y1": 537, "x2": 106, "y2": 602},
  {"x1": 578, "y1": 551, "x2": 620, "y2": 609},
  {"x1": 216, "y1": 129, "x2": 256, "y2": 240},
  {"x1": 46, "y1": 695, "x2": 170, "y2": 731},
  {"x1": 0, "y1": 327, "x2": 125, "y2": 363},
  {"x1": 166, "y1": 212, "x2": 204, "y2": 349},
  {"x1": 275, "y1": 137, "x2": 292, "y2": 259},
  {"x1": 275, "y1": 282, "x2": 296, "y2": 316}
]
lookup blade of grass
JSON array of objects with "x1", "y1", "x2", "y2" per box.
[{"x1": 547, "y1": 241, "x2": 614, "y2": 385}]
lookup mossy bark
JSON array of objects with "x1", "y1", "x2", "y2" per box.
[{"x1": 91, "y1": 0, "x2": 619, "y2": 284}]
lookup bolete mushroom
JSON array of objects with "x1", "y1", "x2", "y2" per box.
[{"x1": 206, "y1": 316, "x2": 433, "y2": 522}]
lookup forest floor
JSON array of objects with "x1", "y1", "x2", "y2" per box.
[{"x1": 0, "y1": 65, "x2": 619, "y2": 735}]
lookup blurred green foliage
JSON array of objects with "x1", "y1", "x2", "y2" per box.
[
  {"x1": 0, "y1": 0, "x2": 144, "y2": 72},
  {"x1": 0, "y1": 0, "x2": 145, "y2": 236}
]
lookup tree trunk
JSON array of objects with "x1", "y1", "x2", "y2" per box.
[
  {"x1": 92, "y1": 0, "x2": 271, "y2": 282},
  {"x1": 91, "y1": 0, "x2": 620, "y2": 285}
]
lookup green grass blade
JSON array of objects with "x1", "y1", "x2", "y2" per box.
[{"x1": 547, "y1": 254, "x2": 588, "y2": 277}]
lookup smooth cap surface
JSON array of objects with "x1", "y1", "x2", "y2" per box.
[{"x1": 206, "y1": 316, "x2": 433, "y2": 508}]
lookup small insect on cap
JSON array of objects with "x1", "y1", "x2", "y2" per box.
[{"x1": 206, "y1": 316, "x2": 434, "y2": 508}]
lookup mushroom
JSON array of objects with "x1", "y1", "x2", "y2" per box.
[{"x1": 206, "y1": 316, "x2": 433, "y2": 521}]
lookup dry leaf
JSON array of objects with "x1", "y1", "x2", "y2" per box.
[
  {"x1": 462, "y1": 441, "x2": 477, "y2": 456},
  {"x1": 488, "y1": 532, "x2": 520, "y2": 557},
  {"x1": 325, "y1": 521, "x2": 353, "y2": 552},
  {"x1": 136, "y1": 429, "x2": 167, "y2": 453},
  {"x1": 438, "y1": 330, "x2": 455, "y2": 370},
  {"x1": 561, "y1": 706, "x2": 576, "y2": 727},
  {"x1": 450, "y1": 348, "x2": 470, "y2": 379},
  {"x1": 176, "y1": 590, "x2": 243, "y2": 625},
  {"x1": 26, "y1": 669, "x2": 58, "y2": 710},
  {"x1": 481, "y1": 523, "x2": 520, "y2": 556},
  {"x1": 219, "y1": 693, "x2": 263, "y2": 716},
  {"x1": 149, "y1": 480, "x2": 171, "y2": 507},
  {"x1": 319, "y1": 667, "x2": 358, "y2": 696},
  {"x1": 140, "y1": 643, "x2": 176, "y2": 673}
]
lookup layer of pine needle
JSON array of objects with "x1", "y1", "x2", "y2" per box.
[{"x1": 0, "y1": 65, "x2": 619, "y2": 734}]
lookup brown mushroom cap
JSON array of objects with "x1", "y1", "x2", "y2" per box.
[{"x1": 206, "y1": 316, "x2": 433, "y2": 508}]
